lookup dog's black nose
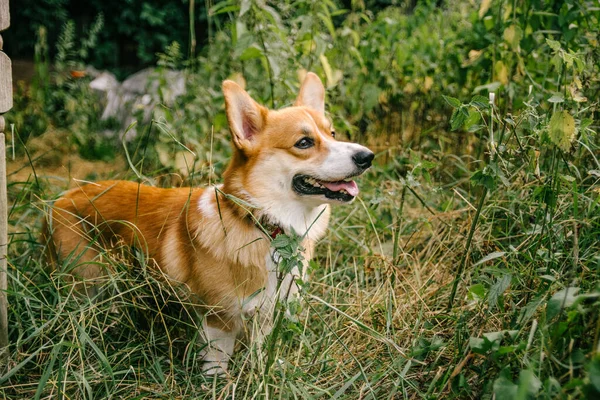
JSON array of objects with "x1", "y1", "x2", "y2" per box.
[{"x1": 352, "y1": 151, "x2": 374, "y2": 170}]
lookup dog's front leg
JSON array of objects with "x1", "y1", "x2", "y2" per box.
[
  {"x1": 201, "y1": 317, "x2": 239, "y2": 376},
  {"x1": 248, "y1": 256, "x2": 304, "y2": 343}
]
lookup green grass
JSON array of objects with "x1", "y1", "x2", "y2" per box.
[{"x1": 1, "y1": 125, "x2": 598, "y2": 398}]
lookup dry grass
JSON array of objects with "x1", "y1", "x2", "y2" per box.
[{"x1": 1, "y1": 129, "x2": 598, "y2": 399}]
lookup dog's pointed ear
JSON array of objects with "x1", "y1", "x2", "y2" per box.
[
  {"x1": 295, "y1": 72, "x2": 325, "y2": 115},
  {"x1": 223, "y1": 80, "x2": 267, "y2": 149}
]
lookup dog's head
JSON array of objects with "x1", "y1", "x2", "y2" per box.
[{"x1": 222, "y1": 73, "x2": 373, "y2": 211}]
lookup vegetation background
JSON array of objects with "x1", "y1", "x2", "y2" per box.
[{"x1": 1, "y1": 0, "x2": 599, "y2": 398}]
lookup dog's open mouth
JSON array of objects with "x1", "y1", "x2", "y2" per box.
[{"x1": 292, "y1": 175, "x2": 359, "y2": 202}]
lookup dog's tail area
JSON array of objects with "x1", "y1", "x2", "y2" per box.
[
  {"x1": 40, "y1": 205, "x2": 58, "y2": 271},
  {"x1": 41, "y1": 198, "x2": 105, "y2": 291}
]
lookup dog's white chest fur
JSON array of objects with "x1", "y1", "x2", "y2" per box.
[{"x1": 240, "y1": 250, "x2": 303, "y2": 319}]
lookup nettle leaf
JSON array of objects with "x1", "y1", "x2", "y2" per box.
[
  {"x1": 442, "y1": 95, "x2": 462, "y2": 108},
  {"x1": 469, "y1": 336, "x2": 486, "y2": 353},
  {"x1": 450, "y1": 107, "x2": 468, "y2": 131},
  {"x1": 548, "y1": 110, "x2": 576, "y2": 152},
  {"x1": 546, "y1": 38, "x2": 562, "y2": 52},
  {"x1": 470, "y1": 95, "x2": 490, "y2": 109},
  {"x1": 276, "y1": 247, "x2": 294, "y2": 258},
  {"x1": 516, "y1": 370, "x2": 542, "y2": 399},
  {"x1": 471, "y1": 166, "x2": 497, "y2": 191},
  {"x1": 519, "y1": 295, "x2": 546, "y2": 323},
  {"x1": 546, "y1": 287, "x2": 580, "y2": 320},
  {"x1": 469, "y1": 330, "x2": 517, "y2": 354},
  {"x1": 234, "y1": 33, "x2": 257, "y2": 57},
  {"x1": 464, "y1": 108, "x2": 481, "y2": 130},
  {"x1": 589, "y1": 357, "x2": 600, "y2": 392},
  {"x1": 503, "y1": 25, "x2": 523, "y2": 50},
  {"x1": 493, "y1": 376, "x2": 518, "y2": 400},
  {"x1": 239, "y1": 46, "x2": 263, "y2": 61},
  {"x1": 489, "y1": 274, "x2": 512, "y2": 310},
  {"x1": 271, "y1": 234, "x2": 291, "y2": 249}
]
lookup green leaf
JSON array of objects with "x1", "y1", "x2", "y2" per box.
[
  {"x1": 503, "y1": 25, "x2": 523, "y2": 50},
  {"x1": 516, "y1": 370, "x2": 541, "y2": 399},
  {"x1": 548, "y1": 110, "x2": 576, "y2": 152},
  {"x1": 560, "y1": 174, "x2": 575, "y2": 183},
  {"x1": 493, "y1": 376, "x2": 518, "y2": 400},
  {"x1": 239, "y1": 46, "x2": 263, "y2": 61},
  {"x1": 469, "y1": 330, "x2": 517, "y2": 355},
  {"x1": 473, "y1": 81, "x2": 501, "y2": 93},
  {"x1": 589, "y1": 357, "x2": 600, "y2": 392},
  {"x1": 546, "y1": 38, "x2": 562, "y2": 52},
  {"x1": 468, "y1": 336, "x2": 486, "y2": 353},
  {"x1": 468, "y1": 284, "x2": 486, "y2": 300},
  {"x1": 471, "y1": 167, "x2": 497, "y2": 191},
  {"x1": 470, "y1": 95, "x2": 490, "y2": 109},
  {"x1": 580, "y1": 118, "x2": 593, "y2": 130},
  {"x1": 473, "y1": 251, "x2": 506, "y2": 267},
  {"x1": 363, "y1": 84, "x2": 380, "y2": 113},
  {"x1": 442, "y1": 95, "x2": 462, "y2": 108},
  {"x1": 450, "y1": 107, "x2": 467, "y2": 131},
  {"x1": 489, "y1": 274, "x2": 512, "y2": 310},
  {"x1": 276, "y1": 247, "x2": 294, "y2": 258},
  {"x1": 239, "y1": 0, "x2": 252, "y2": 17},
  {"x1": 483, "y1": 330, "x2": 518, "y2": 343},
  {"x1": 78, "y1": 324, "x2": 114, "y2": 379},
  {"x1": 210, "y1": 3, "x2": 240, "y2": 16},
  {"x1": 464, "y1": 108, "x2": 481, "y2": 130},
  {"x1": 318, "y1": 12, "x2": 336, "y2": 38},
  {"x1": 271, "y1": 235, "x2": 291, "y2": 249},
  {"x1": 34, "y1": 342, "x2": 63, "y2": 400},
  {"x1": 546, "y1": 287, "x2": 580, "y2": 320}
]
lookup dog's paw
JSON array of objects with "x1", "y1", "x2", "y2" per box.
[{"x1": 202, "y1": 360, "x2": 229, "y2": 377}]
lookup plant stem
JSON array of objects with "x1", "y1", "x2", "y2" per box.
[
  {"x1": 189, "y1": 0, "x2": 196, "y2": 61},
  {"x1": 255, "y1": 20, "x2": 275, "y2": 109},
  {"x1": 447, "y1": 186, "x2": 488, "y2": 311},
  {"x1": 393, "y1": 185, "x2": 407, "y2": 265}
]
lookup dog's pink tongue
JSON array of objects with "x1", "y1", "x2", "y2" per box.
[{"x1": 321, "y1": 180, "x2": 359, "y2": 197}]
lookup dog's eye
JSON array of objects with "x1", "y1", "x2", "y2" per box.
[
  {"x1": 294, "y1": 137, "x2": 314, "y2": 149},
  {"x1": 331, "y1": 131, "x2": 336, "y2": 138}
]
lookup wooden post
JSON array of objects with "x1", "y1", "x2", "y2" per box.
[{"x1": 0, "y1": 0, "x2": 12, "y2": 366}]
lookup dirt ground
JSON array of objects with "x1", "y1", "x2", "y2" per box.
[{"x1": 6, "y1": 128, "x2": 125, "y2": 188}]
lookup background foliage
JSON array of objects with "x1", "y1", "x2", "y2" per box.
[{"x1": 2, "y1": 0, "x2": 600, "y2": 398}]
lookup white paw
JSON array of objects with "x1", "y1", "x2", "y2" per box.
[{"x1": 202, "y1": 360, "x2": 229, "y2": 376}]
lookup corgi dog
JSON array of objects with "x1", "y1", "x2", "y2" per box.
[{"x1": 44, "y1": 72, "x2": 374, "y2": 375}]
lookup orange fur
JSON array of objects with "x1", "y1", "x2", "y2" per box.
[{"x1": 46, "y1": 180, "x2": 278, "y2": 328}]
